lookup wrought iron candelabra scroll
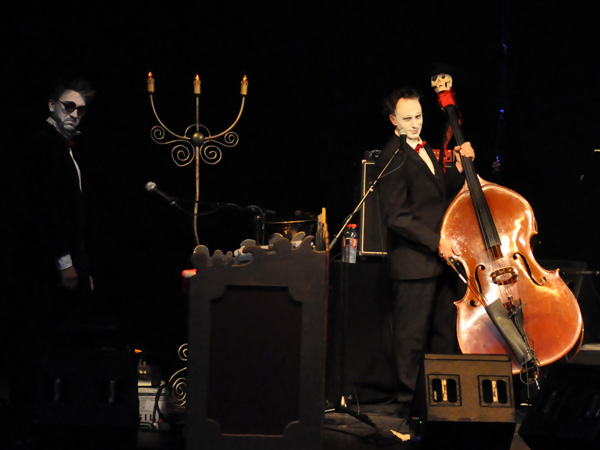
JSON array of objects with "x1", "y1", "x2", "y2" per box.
[{"x1": 146, "y1": 72, "x2": 248, "y2": 245}]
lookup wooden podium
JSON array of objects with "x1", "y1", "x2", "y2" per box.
[{"x1": 185, "y1": 237, "x2": 329, "y2": 450}]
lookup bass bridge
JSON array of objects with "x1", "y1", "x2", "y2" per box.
[{"x1": 490, "y1": 266, "x2": 518, "y2": 286}]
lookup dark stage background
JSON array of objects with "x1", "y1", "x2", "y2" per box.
[{"x1": 2, "y1": 1, "x2": 600, "y2": 371}]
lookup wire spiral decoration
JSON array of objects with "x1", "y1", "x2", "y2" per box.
[
  {"x1": 222, "y1": 130, "x2": 240, "y2": 146},
  {"x1": 150, "y1": 125, "x2": 167, "y2": 142},
  {"x1": 199, "y1": 143, "x2": 220, "y2": 165},
  {"x1": 171, "y1": 142, "x2": 196, "y2": 167},
  {"x1": 177, "y1": 343, "x2": 188, "y2": 362},
  {"x1": 168, "y1": 368, "x2": 187, "y2": 408},
  {"x1": 167, "y1": 343, "x2": 188, "y2": 408}
]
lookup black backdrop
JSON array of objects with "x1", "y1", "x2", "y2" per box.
[{"x1": 2, "y1": 1, "x2": 599, "y2": 369}]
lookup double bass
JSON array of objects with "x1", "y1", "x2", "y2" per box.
[{"x1": 432, "y1": 73, "x2": 584, "y2": 379}]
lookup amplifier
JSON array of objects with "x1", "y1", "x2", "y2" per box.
[
  {"x1": 359, "y1": 158, "x2": 387, "y2": 256},
  {"x1": 139, "y1": 384, "x2": 169, "y2": 431}
]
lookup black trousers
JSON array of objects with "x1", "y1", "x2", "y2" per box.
[{"x1": 391, "y1": 268, "x2": 464, "y2": 401}]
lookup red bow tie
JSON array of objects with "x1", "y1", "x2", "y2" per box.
[{"x1": 414, "y1": 141, "x2": 427, "y2": 152}]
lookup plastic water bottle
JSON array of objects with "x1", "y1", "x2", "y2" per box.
[{"x1": 342, "y1": 224, "x2": 358, "y2": 263}]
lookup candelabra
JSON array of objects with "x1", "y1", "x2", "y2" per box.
[{"x1": 146, "y1": 72, "x2": 248, "y2": 245}]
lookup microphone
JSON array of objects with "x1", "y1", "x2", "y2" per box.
[
  {"x1": 399, "y1": 129, "x2": 408, "y2": 145},
  {"x1": 145, "y1": 181, "x2": 175, "y2": 205}
]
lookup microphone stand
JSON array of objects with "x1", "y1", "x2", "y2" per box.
[
  {"x1": 159, "y1": 197, "x2": 196, "y2": 217},
  {"x1": 326, "y1": 140, "x2": 405, "y2": 432},
  {"x1": 186, "y1": 201, "x2": 272, "y2": 244},
  {"x1": 147, "y1": 189, "x2": 271, "y2": 244},
  {"x1": 248, "y1": 205, "x2": 267, "y2": 245}
]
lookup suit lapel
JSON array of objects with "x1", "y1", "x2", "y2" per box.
[{"x1": 406, "y1": 143, "x2": 444, "y2": 194}]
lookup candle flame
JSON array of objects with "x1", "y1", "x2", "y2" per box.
[
  {"x1": 148, "y1": 72, "x2": 153, "y2": 78},
  {"x1": 195, "y1": 74, "x2": 200, "y2": 81}
]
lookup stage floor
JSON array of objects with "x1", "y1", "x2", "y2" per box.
[
  {"x1": 3, "y1": 346, "x2": 600, "y2": 449},
  {"x1": 113, "y1": 345, "x2": 600, "y2": 449},
  {"x1": 133, "y1": 402, "x2": 530, "y2": 450}
]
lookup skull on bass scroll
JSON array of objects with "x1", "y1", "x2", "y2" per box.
[{"x1": 431, "y1": 73, "x2": 453, "y2": 93}]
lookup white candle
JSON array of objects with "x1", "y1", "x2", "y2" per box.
[
  {"x1": 147, "y1": 72, "x2": 155, "y2": 93},
  {"x1": 194, "y1": 75, "x2": 201, "y2": 95},
  {"x1": 240, "y1": 75, "x2": 248, "y2": 96}
]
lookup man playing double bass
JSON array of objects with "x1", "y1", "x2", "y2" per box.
[{"x1": 376, "y1": 87, "x2": 475, "y2": 417}]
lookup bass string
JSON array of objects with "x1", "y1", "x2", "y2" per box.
[{"x1": 461, "y1": 155, "x2": 522, "y2": 313}]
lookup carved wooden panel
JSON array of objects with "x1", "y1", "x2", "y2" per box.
[{"x1": 186, "y1": 237, "x2": 328, "y2": 450}]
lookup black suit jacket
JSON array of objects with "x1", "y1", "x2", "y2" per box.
[
  {"x1": 375, "y1": 134, "x2": 465, "y2": 280},
  {"x1": 26, "y1": 123, "x2": 90, "y2": 282}
]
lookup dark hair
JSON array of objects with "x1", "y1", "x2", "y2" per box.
[
  {"x1": 383, "y1": 87, "x2": 422, "y2": 115},
  {"x1": 49, "y1": 78, "x2": 96, "y2": 103}
]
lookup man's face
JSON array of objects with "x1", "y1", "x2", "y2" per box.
[
  {"x1": 48, "y1": 90, "x2": 86, "y2": 133},
  {"x1": 390, "y1": 97, "x2": 423, "y2": 141}
]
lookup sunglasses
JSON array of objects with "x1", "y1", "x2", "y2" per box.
[{"x1": 58, "y1": 100, "x2": 87, "y2": 117}]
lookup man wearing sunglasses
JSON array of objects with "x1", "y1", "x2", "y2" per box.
[
  {"x1": 20, "y1": 78, "x2": 97, "y2": 328},
  {"x1": 41, "y1": 79, "x2": 95, "y2": 294},
  {"x1": 48, "y1": 95, "x2": 88, "y2": 140},
  {"x1": 2, "y1": 78, "x2": 97, "y2": 443}
]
